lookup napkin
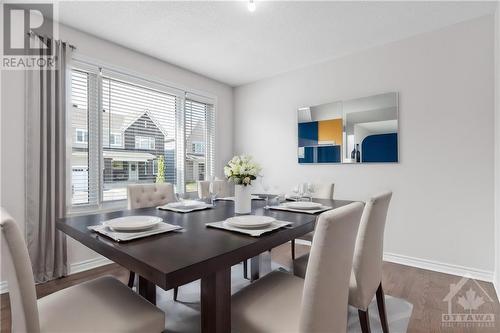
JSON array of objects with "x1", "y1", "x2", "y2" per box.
[
  {"x1": 88, "y1": 223, "x2": 182, "y2": 242},
  {"x1": 206, "y1": 219, "x2": 291, "y2": 237}
]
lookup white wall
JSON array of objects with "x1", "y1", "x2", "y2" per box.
[
  {"x1": 234, "y1": 16, "x2": 496, "y2": 276},
  {"x1": 494, "y1": 4, "x2": 500, "y2": 296},
  {"x1": 0, "y1": 22, "x2": 234, "y2": 279}
]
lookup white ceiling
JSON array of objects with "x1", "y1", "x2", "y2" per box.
[{"x1": 57, "y1": 1, "x2": 497, "y2": 86}]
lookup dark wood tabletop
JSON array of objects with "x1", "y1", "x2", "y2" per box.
[{"x1": 57, "y1": 198, "x2": 354, "y2": 333}]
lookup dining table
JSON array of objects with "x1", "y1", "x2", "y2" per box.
[{"x1": 56, "y1": 197, "x2": 355, "y2": 333}]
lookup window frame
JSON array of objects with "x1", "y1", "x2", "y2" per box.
[
  {"x1": 75, "y1": 128, "x2": 88, "y2": 144},
  {"x1": 191, "y1": 141, "x2": 205, "y2": 154},
  {"x1": 67, "y1": 58, "x2": 217, "y2": 215},
  {"x1": 134, "y1": 135, "x2": 155, "y2": 150},
  {"x1": 109, "y1": 132, "x2": 122, "y2": 148}
]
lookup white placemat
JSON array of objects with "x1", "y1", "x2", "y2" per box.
[
  {"x1": 88, "y1": 222, "x2": 182, "y2": 242},
  {"x1": 216, "y1": 195, "x2": 263, "y2": 201},
  {"x1": 206, "y1": 219, "x2": 291, "y2": 237},
  {"x1": 157, "y1": 202, "x2": 213, "y2": 213},
  {"x1": 269, "y1": 204, "x2": 333, "y2": 214}
]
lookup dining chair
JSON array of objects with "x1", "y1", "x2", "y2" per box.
[
  {"x1": 127, "y1": 183, "x2": 179, "y2": 299},
  {"x1": 198, "y1": 179, "x2": 232, "y2": 199},
  {"x1": 294, "y1": 191, "x2": 393, "y2": 333},
  {"x1": 197, "y1": 180, "x2": 210, "y2": 199},
  {"x1": 1, "y1": 208, "x2": 165, "y2": 333},
  {"x1": 232, "y1": 202, "x2": 363, "y2": 333},
  {"x1": 290, "y1": 183, "x2": 335, "y2": 260}
]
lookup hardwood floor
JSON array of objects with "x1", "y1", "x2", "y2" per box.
[{"x1": 1, "y1": 243, "x2": 499, "y2": 333}]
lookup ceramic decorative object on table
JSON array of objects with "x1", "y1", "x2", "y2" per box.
[{"x1": 224, "y1": 155, "x2": 262, "y2": 214}]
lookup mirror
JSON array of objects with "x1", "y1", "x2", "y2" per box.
[{"x1": 297, "y1": 92, "x2": 398, "y2": 164}]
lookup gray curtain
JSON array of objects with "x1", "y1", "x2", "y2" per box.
[{"x1": 25, "y1": 36, "x2": 72, "y2": 282}]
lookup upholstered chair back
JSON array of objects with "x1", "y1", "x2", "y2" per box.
[
  {"x1": 299, "y1": 202, "x2": 363, "y2": 332},
  {"x1": 349, "y1": 191, "x2": 393, "y2": 310},
  {"x1": 1, "y1": 208, "x2": 41, "y2": 333},
  {"x1": 314, "y1": 183, "x2": 335, "y2": 199},
  {"x1": 127, "y1": 183, "x2": 176, "y2": 209},
  {"x1": 197, "y1": 181, "x2": 210, "y2": 199},
  {"x1": 198, "y1": 179, "x2": 232, "y2": 199},
  {"x1": 212, "y1": 180, "x2": 232, "y2": 197}
]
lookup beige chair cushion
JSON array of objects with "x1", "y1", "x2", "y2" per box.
[
  {"x1": 233, "y1": 202, "x2": 363, "y2": 333},
  {"x1": 293, "y1": 192, "x2": 393, "y2": 311},
  {"x1": 232, "y1": 271, "x2": 303, "y2": 333},
  {"x1": 1, "y1": 208, "x2": 40, "y2": 333},
  {"x1": 299, "y1": 203, "x2": 363, "y2": 333},
  {"x1": 38, "y1": 276, "x2": 165, "y2": 333},
  {"x1": 350, "y1": 191, "x2": 392, "y2": 310},
  {"x1": 198, "y1": 179, "x2": 232, "y2": 199},
  {"x1": 314, "y1": 183, "x2": 335, "y2": 200},
  {"x1": 198, "y1": 180, "x2": 210, "y2": 199},
  {"x1": 294, "y1": 258, "x2": 364, "y2": 312},
  {"x1": 127, "y1": 183, "x2": 176, "y2": 209}
]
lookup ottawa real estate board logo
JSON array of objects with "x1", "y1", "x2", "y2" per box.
[
  {"x1": 442, "y1": 277, "x2": 495, "y2": 329},
  {"x1": 2, "y1": 2, "x2": 56, "y2": 69}
]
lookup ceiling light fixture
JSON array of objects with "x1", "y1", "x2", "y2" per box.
[{"x1": 248, "y1": 0, "x2": 256, "y2": 12}]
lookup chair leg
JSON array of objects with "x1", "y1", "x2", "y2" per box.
[
  {"x1": 127, "y1": 271, "x2": 135, "y2": 288},
  {"x1": 376, "y1": 283, "x2": 390, "y2": 333},
  {"x1": 358, "y1": 309, "x2": 371, "y2": 333},
  {"x1": 173, "y1": 287, "x2": 179, "y2": 301},
  {"x1": 291, "y1": 239, "x2": 296, "y2": 260},
  {"x1": 243, "y1": 260, "x2": 248, "y2": 280}
]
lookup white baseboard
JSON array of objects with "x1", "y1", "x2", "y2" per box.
[
  {"x1": 294, "y1": 239, "x2": 311, "y2": 246},
  {"x1": 69, "y1": 256, "x2": 113, "y2": 275},
  {"x1": 0, "y1": 256, "x2": 113, "y2": 294},
  {"x1": 292, "y1": 240, "x2": 495, "y2": 283},
  {"x1": 495, "y1": 280, "x2": 499, "y2": 301},
  {"x1": 0, "y1": 281, "x2": 7, "y2": 294},
  {"x1": 383, "y1": 252, "x2": 494, "y2": 282}
]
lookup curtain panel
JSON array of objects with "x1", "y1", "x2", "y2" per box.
[{"x1": 25, "y1": 36, "x2": 72, "y2": 282}]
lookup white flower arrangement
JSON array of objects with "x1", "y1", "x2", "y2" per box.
[{"x1": 224, "y1": 155, "x2": 262, "y2": 186}]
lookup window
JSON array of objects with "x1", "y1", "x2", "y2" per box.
[
  {"x1": 191, "y1": 141, "x2": 205, "y2": 154},
  {"x1": 75, "y1": 129, "x2": 88, "y2": 143},
  {"x1": 109, "y1": 133, "x2": 122, "y2": 147},
  {"x1": 184, "y1": 99, "x2": 215, "y2": 193},
  {"x1": 135, "y1": 136, "x2": 155, "y2": 150},
  {"x1": 152, "y1": 159, "x2": 158, "y2": 175},
  {"x1": 70, "y1": 70, "x2": 92, "y2": 205},
  {"x1": 68, "y1": 62, "x2": 215, "y2": 209}
]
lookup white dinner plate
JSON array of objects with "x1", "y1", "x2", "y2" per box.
[
  {"x1": 226, "y1": 215, "x2": 276, "y2": 229},
  {"x1": 103, "y1": 216, "x2": 162, "y2": 232},
  {"x1": 167, "y1": 200, "x2": 206, "y2": 210},
  {"x1": 283, "y1": 201, "x2": 323, "y2": 210}
]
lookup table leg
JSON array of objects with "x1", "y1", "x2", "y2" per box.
[
  {"x1": 250, "y1": 251, "x2": 272, "y2": 282},
  {"x1": 138, "y1": 276, "x2": 156, "y2": 305},
  {"x1": 201, "y1": 267, "x2": 231, "y2": 333}
]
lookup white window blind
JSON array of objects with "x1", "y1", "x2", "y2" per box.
[
  {"x1": 69, "y1": 70, "x2": 90, "y2": 205},
  {"x1": 184, "y1": 98, "x2": 215, "y2": 193},
  {"x1": 68, "y1": 62, "x2": 216, "y2": 209},
  {"x1": 100, "y1": 74, "x2": 179, "y2": 202}
]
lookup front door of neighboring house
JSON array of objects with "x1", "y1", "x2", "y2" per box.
[{"x1": 129, "y1": 162, "x2": 138, "y2": 181}]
